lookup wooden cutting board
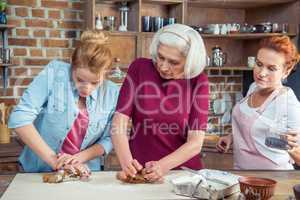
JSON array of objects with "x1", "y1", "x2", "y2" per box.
[{"x1": 1, "y1": 171, "x2": 193, "y2": 200}]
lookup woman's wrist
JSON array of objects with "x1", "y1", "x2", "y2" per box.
[
  {"x1": 47, "y1": 154, "x2": 58, "y2": 170},
  {"x1": 226, "y1": 134, "x2": 233, "y2": 141},
  {"x1": 119, "y1": 154, "x2": 134, "y2": 168},
  {"x1": 74, "y1": 152, "x2": 86, "y2": 163},
  {"x1": 157, "y1": 158, "x2": 172, "y2": 174}
]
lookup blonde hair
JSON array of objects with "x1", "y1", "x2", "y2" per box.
[
  {"x1": 150, "y1": 24, "x2": 207, "y2": 78},
  {"x1": 72, "y1": 30, "x2": 112, "y2": 75}
]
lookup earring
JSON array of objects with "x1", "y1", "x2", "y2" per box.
[{"x1": 281, "y1": 77, "x2": 287, "y2": 84}]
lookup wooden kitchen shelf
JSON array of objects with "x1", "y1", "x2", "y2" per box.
[
  {"x1": 103, "y1": 30, "x2": 138, "y2": 36},
  {"x1": 95, "y1": 0, "x2": 135, "y2": 3},
  {"x1": 85, "y1": 0, "x2": 299, "y2": 93},
  {"x1": 0, "y1": 25, "x2": 15, "y2": 31},
  {"x1": 206, "y1": 66, "x2": 252, "y2": 71},
  {"x1": 0, "y1": 64, "x2": 16, "y2": 67},
  {"x1": 187, "y1": 0, "x2": 297, "y2": 9},
  {"x1": 143, "y1": 0, "x2": 183, "y2": 5},
  {"x1": 140, "y1": 32, "x2": 297, "y2": 39},
  {"x1": 201, "y1": 33, "x2": 297, "y2": 39}
]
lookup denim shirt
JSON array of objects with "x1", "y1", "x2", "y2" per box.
[{"x1": 8, "y1": 60, "x2": 119, "y2": 172}]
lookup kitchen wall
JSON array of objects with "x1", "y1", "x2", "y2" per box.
[
  {"x1": 0, "y1": 0, "x2": 84, "y2": 104},
  {"x1": 0, "y1": 0, "x2": 244, "y2": 135}
]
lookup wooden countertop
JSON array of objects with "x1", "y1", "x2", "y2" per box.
[{"x1": 0, "y1": 170, "x2": 299, "y2": 199}]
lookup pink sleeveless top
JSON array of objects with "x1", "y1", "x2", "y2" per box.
[{"x1": 60, "y1": 109, "x2": 89, "y2": 155}]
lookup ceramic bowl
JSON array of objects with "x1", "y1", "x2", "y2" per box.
[{"x1": 239, "y1": 176, "x2": 276, "y2": 200}]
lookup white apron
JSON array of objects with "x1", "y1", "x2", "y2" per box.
[{"x1": 232, "y1": 88, "x2": 293, "y2": 170}]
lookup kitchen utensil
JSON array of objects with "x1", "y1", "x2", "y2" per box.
[
  {"x1": 211, "y1": 46, "x2": 227, "y2": 67},
  {"x1": 167, "y1": 17, "x2": 175, "y2": 25},
  {"x1": 0, "y1": 103, "x2": 10, "y2": 144},
  {"x1": 104, "y1": 16, "x2": 115, "y2": 31},
  {"x1": 0, "y1": 123, "x2": 10, "y2": 143},
  {"x1": 206, "y1": 56, "x2": 211, "y2": 67},
  {"x1": 253, "y1": 24, "x2": 271, "y2": 33},
  {"x1": 221, "y1": 110, "x2": 231, "y2": 124},
  {"x1": 265, "y1": 136, "x2": 288, "y2": 150},
  {"x1": 142, "y1": 16, "x2": 151, "y2": 32},
  {"x1": 207, "y1": 24, "x2": 220, "y2": 35},
  {"x1": 229, "y1": 23, "x2": 240, "y2": 33},
  {"x1": 264, "y1": 112, "x2": 289, "y2": 150},
  {"x1": 0, "y1": 11, "x2": 7, "y2": 24},
  {"x1": 5, "y1": 105, "x2": 13, "y2": 125},
  {"x1": 118, "y1": 2, "x2": 129, "y2": 32},
  {"x1": 260, "y1": 22, "x2": 272, "y2": 33},
  {"x1": 272, "y1": 23, "x2": 279, "y2": 33},
  {"x1": 213, "y1": 98, "x2": 226, "y2": 115},
  {"x1": 109, "y1": 58, "x2": 126, "y2": 80},
  {"x1": 220, "y1": 24, "x2": 227, "y2": 35},
  {"x1": 0, "y1": 103, "x2": 5, "y2": 124},
  {"x1": 247, "y1": 56, "x2": 256, "y2": 68},
  {"x1": 223, "y1": 93, "x2": 232, "y2": 111},
  {"x1": 154, "y1": 16, "x2": 163, "y2": 32},
  {"x1": 239, "y1": 176, "x2": 276, "y2": 200},
  {"x1": 240, "y1": 23, "x2": 249, "y2": 33},
  {"x1": 282, "y1": 23, "x2": 289, "y2": 33},
  {"x1": 95, "y1": 13, "x2": 103, "y2": 30},
  {"x1": 2, "y1": 48, "x2": 10, "y2": 64}
]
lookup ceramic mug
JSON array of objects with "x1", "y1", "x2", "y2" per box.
[
  {"x1": 207, "y1": 24, "x2": 220, "y2": 35},
  {"x1": 230, "y1": 23, "x2": 240, "y2": 33},
  {"x1": 220, "y1": 24, "x2": 227, "y2": 35},
  {"x1": 213, "y1": 99, "x2": 226, "y2": 115},
  {"x1": 142, "y1": 16, "x2": 151, "y2": 32},
  {"x1": 247, "y1": 56, "x2": 256, "y2": 68}
]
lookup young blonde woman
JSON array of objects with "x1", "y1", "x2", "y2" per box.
[
  {"x1": 8, "y1": 30, "x2": 119, "y2": 174},
  {"x1": 216, "y1": 36, "x2": 300, "y2": 170},
  {"x1": 111, "y1": 24, "x2": 209, "y2": 182}
]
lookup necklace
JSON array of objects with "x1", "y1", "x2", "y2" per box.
[{"x1": 249, "y1": 93, "x2": 254, "y2": 108}]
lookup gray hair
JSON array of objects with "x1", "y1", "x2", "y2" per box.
[{"x1": 150, "y1": 23, "x2": 207, "y2": 79}]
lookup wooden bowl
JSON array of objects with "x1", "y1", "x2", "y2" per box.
[{"x1": 238, "y1": 176, "x2": 277, "y2": 200}]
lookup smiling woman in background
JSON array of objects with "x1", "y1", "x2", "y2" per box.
[
  {"x1": 111, "y1": 24, "x2": 209, "y2": 182},
  {"x1": 216, "y1": 36, "x2": 300, "y2": 170},
  {"x1": 8, "y1": 30, "x2": 119, "y2": 174}
]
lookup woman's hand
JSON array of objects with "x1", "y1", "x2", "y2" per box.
[
  {"x1": 55, "y1": 153, "x2": 82, "y2": 170},
  {"x1": 143, "y1": 161, "x2": 167, "y2": 182},
  {"x1": 286, "y1": 130, "x2": 299, "y2": 149},
  {"x1": 216, "y1": 135, "x2": 232, "y2": 153},
  {"x1": 286, "y1": 130, "x2": 300, "y2": 165},
  {"x1": 288, "y1": 146, "x2": 300, "y2": 165},
  {"x1": 120, "y1": 158, "x2": 143, "y2": 178},
  {"x1": 63, "y1": 163, "x2": 91, "y2": 178}
]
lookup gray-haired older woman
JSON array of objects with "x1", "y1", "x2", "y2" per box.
[{"x1": 111, "y1": 24, "x2": 209, "y2": 182}]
